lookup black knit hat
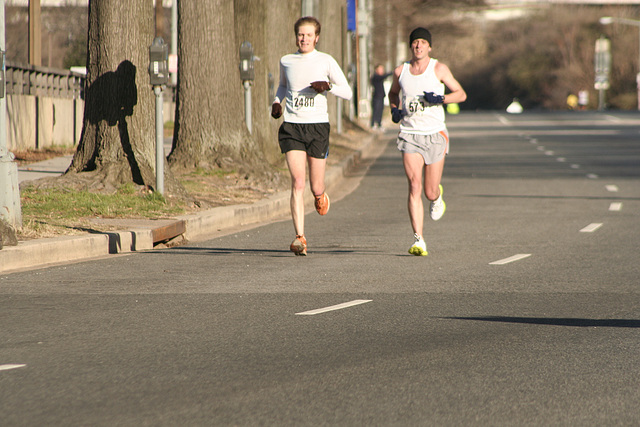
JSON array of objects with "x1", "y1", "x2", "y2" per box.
[{"x1": 409, "y1": 27, "x2": 432, "y2": 46}]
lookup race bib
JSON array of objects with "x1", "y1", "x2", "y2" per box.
[
  {"x1": 407, "y1": 96, "x2": 427, "y2": 115},
  {"x1": 291, "y1": 91, "x2": 316, "y2": 111}
]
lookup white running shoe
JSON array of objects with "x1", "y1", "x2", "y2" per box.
[
  {"x1": 408, "y1": 233, "x2": 428, "y2": 256},
  {"x1": 430, "y1": 184, "x2": 446, "y2": 221}
]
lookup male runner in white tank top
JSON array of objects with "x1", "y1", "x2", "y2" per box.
[
  {"x1": 271, "y1": 16, "x2": 352, "y2": 256},
  {"x1": 388, "y1": 27, "x2": 466, "y2": 256}
]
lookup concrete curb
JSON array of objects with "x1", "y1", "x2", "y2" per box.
[{"x1": 0, "y1": 134, "x2": 378, "y2": 274}]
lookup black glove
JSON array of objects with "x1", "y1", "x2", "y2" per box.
[
  {"x1": 310, "y1": 81, "x2": 331, "y2": 93},
  {"x1": 271, "y1": 103, "x2": 283, "y2": 119},
  {"x1": 423, "y1": 91, "x2": 445, "y2": 105},
  {"x1": 391, "y1": 107, "x2": 403, "y2": 123}
]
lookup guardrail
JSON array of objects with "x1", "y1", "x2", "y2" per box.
[
  {"x1": 6, "y1": 62, "x2": 85, "y2": 100},
  {"x1": 5, "y1": 62, "x2": 176, "y2": 102}
]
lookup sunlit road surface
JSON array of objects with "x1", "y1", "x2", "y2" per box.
[{"x1": 2, "y1": 111, "x2": 639, "y2": 425}]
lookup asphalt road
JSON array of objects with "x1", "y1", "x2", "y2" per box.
[{"x1": 2, "y1": 111, "x2": 639, "y2": 426}]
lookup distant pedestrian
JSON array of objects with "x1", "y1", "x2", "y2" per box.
[
  {"x1": 271, "y1": 16, "x2": 353, "y2": 256},
  {"x1": 567, "y1": 92, "x2": 578, "y2": 110},
  {"x1": 578, "y1": 90, "x2": 589, "y2": 110},
  {"x1": 370, "y1": 64, "x2": 392, "y2": 130},
  {"x1": 388, "y1": 27, "x2": 466, "y2": 256}
]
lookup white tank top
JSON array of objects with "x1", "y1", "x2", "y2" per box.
[{"x1": 399, "y1": 59, "x2": 446, "y2": 135}]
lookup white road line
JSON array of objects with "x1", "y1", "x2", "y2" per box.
[
  {"x1": 537, "y1": 146, "x2": 545, "y2": 151},
  {"x1": 570, "y1": 164, "x2": 580, "y2": 169},
  {"x1": 0, "y1": 364, "x2": 26, "y2": 371},
  {"x1": 296, "y1": 299, "x2": 372, "y2": 316},
  {"x1": 609, "y1": 202, "x2": 623, "y2": 211},
  {"x1": 489, "y1": 254, "x2": 532, "y2": 265},
  {"x1": 497, "y1": 115, "x2": 510, "y2": 125},
  {"x1": 587, "y1": 173, "x2": 599, "y2": 179},
  {"x1": 557, "y1": 157, "x2": 566, "y2": 162},
  {"x1": 544, "y1": 150, "x2": 554, "y2": 156},
  {"x1": 580, "y1": 223, "x2": 603, "y2": 233},
  {"x1": 605, "y1": 185, "x2": 619, "y2": 192}
]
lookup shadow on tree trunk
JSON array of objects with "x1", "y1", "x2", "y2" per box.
[{"x1": 82, "y1": 60, "x2": 144, "y2": 185}]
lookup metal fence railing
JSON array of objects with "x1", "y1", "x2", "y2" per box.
[{"x1": 6, "y1": 62, "x2": 85, "y2": 99}]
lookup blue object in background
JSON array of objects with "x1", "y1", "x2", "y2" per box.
[{"x1": 347, "y1": 0, "x2": 356, "y2": 32}]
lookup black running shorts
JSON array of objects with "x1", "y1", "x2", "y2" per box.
[{"x1": 278, "y1": 122, "x2": 331, "y2": 159}]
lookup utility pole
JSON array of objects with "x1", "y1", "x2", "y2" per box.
[
  {"x1": 0, "y1": 0, "x2": 22, "y2": 230},
  {"x1": 357, "y1": 0, "x2": 371, "y2": 119},
  {"x1": 170, "y1": 0, "x2": 177, "y2": 86},
  {"x1": 28, "y1": 0, "x2": 41, "y2": 66},
  {"x1": 594, "y1": 35, "x2": 611, "y2": 111},
  {"x1": 600, "y1": 16, "x2": 640, "y2": 111}
]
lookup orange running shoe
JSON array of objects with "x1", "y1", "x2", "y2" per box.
[
  {"x1": 314, "y1": 192, "x2": 330, "y2": 215},
  {"x1": 290, "y1": 235, "x2": 307, "y2": 256}
]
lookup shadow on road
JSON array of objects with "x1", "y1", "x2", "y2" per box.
[
  {"x1": 443, "y1": 316, "x2": 640, "y2": 328},
  {"x1": 154, "y1": 246, "x2": 383, "y2": 257}
]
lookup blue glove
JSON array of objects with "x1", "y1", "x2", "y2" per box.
[
  {"x1": 423, "y1": 91, "x2": 445, "y2": 105},
  {"x1": 391, "y1": 107, "x2": 403, "y2": 123}
]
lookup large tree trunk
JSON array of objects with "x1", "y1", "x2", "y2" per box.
[
  {"x1": 65, "y1": 1, "x2": 183, "y2": 196},
  {"x1": 168, "y1": 0, "x2": 261, "y2": 173},
  {"x1": 235, "y1": 0, "x2": 301, "y2": 166}
]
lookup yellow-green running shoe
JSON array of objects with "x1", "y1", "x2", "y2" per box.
[{"x1": 408, "y1": 233, "x2": 428, "y2": 256}]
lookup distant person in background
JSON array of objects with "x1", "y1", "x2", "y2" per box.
[
  {"x1": 370, "y1": 64, "x2": 392, "y2": 131},
  {"x1": 388, "y1": 27, "x2": 466, "y2": 256},
  {"x1": 567, "y1": 92, "x2": 578, "y2": 110},
  {"x1": 578, "y1": 90, "x2": 589, "y2": 110}
]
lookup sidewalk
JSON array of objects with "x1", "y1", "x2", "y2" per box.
[
  {"x1": 17, "y1": 155, "x2": 74, "y2": 183},
  {"x1": 1, "y1": 132, "x2": 384, "y2": 274}
]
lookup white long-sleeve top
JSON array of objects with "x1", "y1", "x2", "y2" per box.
[{"x1": 274, "y1": 49, "x2": 352, "y2": 124}]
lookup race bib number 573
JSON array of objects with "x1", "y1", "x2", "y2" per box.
[{"x1": 407, "y1": 98, "x2": 426, "y2": 114}]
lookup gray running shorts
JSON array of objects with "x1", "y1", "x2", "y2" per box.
[{"x1": 396, "y1": 130, "x2": 449, "y2": 165}]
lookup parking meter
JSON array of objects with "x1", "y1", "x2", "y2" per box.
[
  {"x1": 239, "y1": 41, "x2": 255, "y2": 82},
  {"x1": 149, "y1": 37, "x2": 169, "y2": 86}
]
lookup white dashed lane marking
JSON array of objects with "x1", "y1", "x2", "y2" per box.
[
  {"x1": 609, "y1": 202, "x2": 622, "y2": 211},
  {"x1": 0, "y1": 364, "x2": 26, "y2": 371},
  {"x1": 605, "y1": 185, "x2": 619, "y2": 192},
  {"x1": 296, "y1": 300, "x2": 372, "y2": 316},
  {"x1": 489, "y1": 254, "x2": 532, "y2": 265},
  {"x1": 580, "y1": 223, "x2": 603, "y2": 233}
]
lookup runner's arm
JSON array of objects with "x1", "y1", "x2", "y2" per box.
[
  {"x1": 388, "y1": 64, "x2": 403, "y2": 110},
  {"x1": 326, "y1": 57, "x2": 352, "y2": 100},
  {"x1": 273, "y1": 61, "x2": 288, "y2": 105},
  {"x1": 435, "y1": 62, "x2": 466, "y2": 104}
]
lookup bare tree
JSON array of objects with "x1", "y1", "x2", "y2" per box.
[
  {"x1": 64, "y1": 0, "x2": 183, "y2": 195},
  {"x1": 234, "y1": 0, "x2": 301, "y2": 165},
  {"x1": 168, "y1": 0, "x2": 262, "y2": 174}
]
